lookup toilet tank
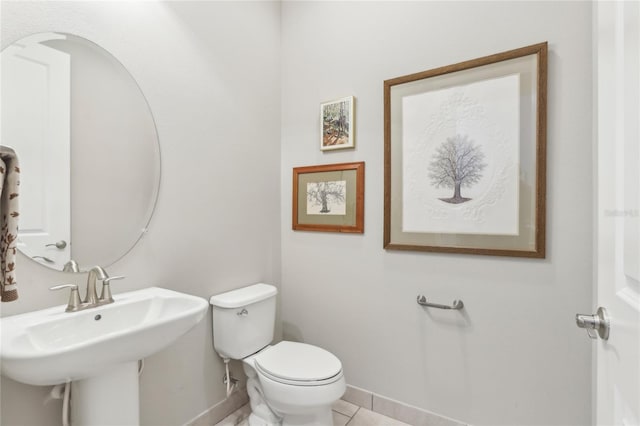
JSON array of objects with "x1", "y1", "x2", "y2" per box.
[{"x1": 209, "y1": 283, "x2": 277, "y2": 359}]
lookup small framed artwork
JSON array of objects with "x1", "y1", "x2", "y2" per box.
[
  {"x1": 384, "y1": 42, "x2": 547, "y2": 257},
  {"x1": 320, "y1": 96, "x2": 355, "y2": 151},
  {"x1": 293, "y1": 162, "x2": 364, "y2": 233}
]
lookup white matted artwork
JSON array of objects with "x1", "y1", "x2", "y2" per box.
[
  {"x1": 306, "y1": 180, "x2": 346, "y2": 215},
  {"x1": 384, "y1": 42, "x2": 547, "y2": 258},
  {"x1": 402, "y1": 73, "x2": 520, "y2": 235}
]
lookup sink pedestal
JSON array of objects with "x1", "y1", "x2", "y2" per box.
[{"x1": 71, "y1": 362, "x2": 139, "y2": 425}]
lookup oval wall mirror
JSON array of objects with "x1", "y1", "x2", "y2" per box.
[{"x1": 1, "y1": 32, "x2": 161, "y2": 272}]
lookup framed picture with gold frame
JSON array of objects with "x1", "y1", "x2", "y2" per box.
[
  {"x1": 384, "y1": 42, "x2": 547, "y2": 257},
  {"x1": 293, "y1": 162, "x2": 364, "y2": 233}
]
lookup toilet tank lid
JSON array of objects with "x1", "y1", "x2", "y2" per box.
[{"x1": 210, "y1": 283, "x2": 277, "y2": 308}]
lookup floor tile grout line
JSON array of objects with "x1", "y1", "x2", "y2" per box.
[
  {"x1": 332, "y1": 399, "x2": 361, "y2": 418},
  {"x1": 344, "y1": 406, "x2": 360, "y2": 426}
]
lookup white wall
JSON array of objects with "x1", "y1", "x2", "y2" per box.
[
  {"x1": 280, "y1": 2, "x2": 593, "y2": 426},
  {"x1": 0, "y1": 2, "x2": 281, "y2": 425}
]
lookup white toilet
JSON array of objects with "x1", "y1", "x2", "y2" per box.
[{"x1": 210, "y1": 283, "x2": 346, "y2": 426}]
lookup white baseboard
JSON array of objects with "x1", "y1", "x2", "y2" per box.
[
  {"x1": 343, "y1": 384, "x2": 468, "y2": 426},
  {"x1": 184, "y1": 388, "x2": 249, "y2": 426},
  {"x1": 185, "y1": 384, "x2": 467, "y2": 426}
]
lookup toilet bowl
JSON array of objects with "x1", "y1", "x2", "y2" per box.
[
  {"x1": 244, "y1": 342, "x2": 346, "y2": 425},
  {"x1": 210, "y1": 284, "x2": 346, "y2": 426}
]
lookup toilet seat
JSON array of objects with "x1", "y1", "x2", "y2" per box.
[{"x1": 254, "y1": 341, "x2": 343, "y2": 387}]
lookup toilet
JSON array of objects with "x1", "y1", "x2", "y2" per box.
[{"x1": 210, "y1": 283, "x2": 346, "y2": 426}]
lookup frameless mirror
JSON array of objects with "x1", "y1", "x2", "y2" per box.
[{"x1": 1, "y1": 33, "x2": 161, "y2": 272}]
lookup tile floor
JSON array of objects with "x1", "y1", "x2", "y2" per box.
[{"x1": 214, "y1": 399, "x2": 411, "y2": 426}]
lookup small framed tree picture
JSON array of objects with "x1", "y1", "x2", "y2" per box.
[
  {"x1": 320, "y1": 96, "x2": 355, "y2": 151},
  {"x1": 293, "y1": 162, "x2": 364, "y2": 233},
  {"x1": 384, "y1": 42, "x2": 547, "y2": 257}
]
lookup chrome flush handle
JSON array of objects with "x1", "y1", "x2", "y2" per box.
[{"x1": 237, "y1": 308, "x2": 248, "y2": 316}]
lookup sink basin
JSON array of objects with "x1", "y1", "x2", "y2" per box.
[{"x1": 0, "y1": 286, "x2": 208, "y2": 386}]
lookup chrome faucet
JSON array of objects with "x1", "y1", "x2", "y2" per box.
[
  {"x1": 85, "y1": 266, "x2": 108, "y2": 305},
  {"x1": 50, "y1": 266, "x2": 125, "y2": 312},
  {"x1": 63, "y1": 259, "x2": 80, "y2": 273},
  {"x1": 84, "y1": 266, "x2": 125, "y2": 306}
]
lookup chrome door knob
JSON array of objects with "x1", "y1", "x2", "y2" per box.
[
  {"x1": 45, "y1": 240, "x2": 67, "y2": 249},
  {"x1": 576, "y1": 307, "x2": 610, "y2": 340}
]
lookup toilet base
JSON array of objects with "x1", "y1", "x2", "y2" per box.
[{"x1": 246, "y1": 376, "x2": 281, "y2": 425}]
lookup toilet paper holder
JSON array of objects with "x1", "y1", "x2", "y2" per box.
[{"x1": 417, "y1": 295, "x2": 464, "y2": 310}]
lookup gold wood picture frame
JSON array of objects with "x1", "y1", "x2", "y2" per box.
[
  {"x1": 384, "y1": 42, "x2": 547, "y2": 257},
  {"x1": 293, "y1": 162, "x2": 364, "y2": 233}
]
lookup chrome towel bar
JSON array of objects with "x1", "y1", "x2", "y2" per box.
[{"x1": 417, "y1": 295, "x2": 464, "y2": 310}]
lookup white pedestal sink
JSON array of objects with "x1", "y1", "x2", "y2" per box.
[{"x1": 0, "y1": 287, "x2": 208, "y2": 425}]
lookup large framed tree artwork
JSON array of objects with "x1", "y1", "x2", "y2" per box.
[{"x1": 384, "y1": 43, "x2": 547, "y2": 257}]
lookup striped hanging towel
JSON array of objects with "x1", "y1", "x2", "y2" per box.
[{"x1": 0, "y1": 145, "x2": 20, "y2": 302}]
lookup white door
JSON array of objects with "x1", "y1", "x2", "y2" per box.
[
  {"x1": 593, "y1": 2, "x2": 640, "y2": 425},
  {"x1": 1, "y1": 34, "x2": 71, "y2": 269}
]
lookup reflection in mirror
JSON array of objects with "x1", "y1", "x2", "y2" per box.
[{"x1": 1, "y1": 33, "x2": 160, "y2": 272}]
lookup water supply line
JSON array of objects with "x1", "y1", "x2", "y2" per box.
[
  {"x1": 62, "y1": 381, "x2": 70, "y2": 426},
  {"x1": 223, "y1": 358, "x2": 238, "y2": 398},
  {"x1": 46, "y1": 381, "x2": 70, "y2": 426}
]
